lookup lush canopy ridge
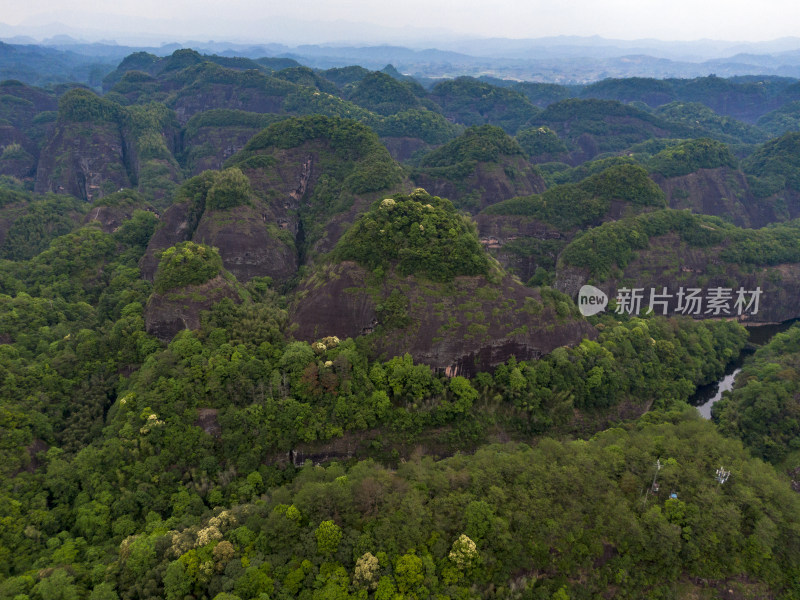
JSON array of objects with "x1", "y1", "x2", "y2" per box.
[{"x1": 335, "y1": 189, "x2": 491, "y2": 281}]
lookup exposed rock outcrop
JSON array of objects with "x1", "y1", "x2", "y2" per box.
[
  {"x1": 474, "y1": 213, "x2": 566, "y2": 282},
  {"x1": 291, "y1": 262, "x2": 595, "y2": 376},
  {"x1": 142, "y1": 116, "x2": 407, "y2": 286},
  {"x1": 653, "y1": 167, "x2": 800, "y2": 228},
  {"x1": 413, "y1": 158, "x2": 545, "y2": 213},
  {"x1": 183, "y1": 126, "x2": 264, "y2": 175},
  {"x1": 139, "y1": 200, "x2": 200, "y2": 280},
  {"x1": 145, "y1": 273, "x2": 242, "y2": 341},
  {"x1": 380, "y1": 136, "x2": 431, "y2": 162},
  {"x1": 34, "y1": 122, "x2": 131, "y2": 201},
  {"x1": 555, "y1": 232, "x2": 800, "y2": 323},
  {"x1": 193, "y1": 204, "x2": 298, "y2": 283}
]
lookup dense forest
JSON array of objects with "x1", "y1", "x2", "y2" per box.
[{"x1": 3, "y1": 47, "x2": 800, "y2": 600}]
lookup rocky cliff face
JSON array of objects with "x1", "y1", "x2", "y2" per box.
[
  {"x1": 240, "y1": 145, "x2": 321, "y2": 242},
  {"x1": 83, "y1": 203, "x2": 155, "y2": 234},
  {"x1": 141, "y1": 143, "x2": 352, "y2": 285},
  {"x1": 412, "y1": 158, "x2": 545, "y2": 213},
  {"x1": 474, "y1": 213, "x2": 567, "y2": 282},
  {"x1": 554, "y1": 232, "x2": 800, "y2": 323},
  {"x1": 0, "y1": 80, "x2": 58, "y2": 150},
  {"x1": 140, "y1": 197, "x2": 298, "y2": 285},
  {"x1": 0, "y1": 124, "x2": 40, "y2": 179},
  {"x1": 193, "y1": 204, "x2": 298, "y2": 283},
  {"x1": 380, "y1": 136, "x2": 431, "y2": 162},
  {"x1": 139, "y1": 200, "x2": 199, "y2": 280},
  {"x1": 653, "y1": 167, "x2": 800, "y2": 228},
  {"x1": 182, "y1": 125, "x2": 264, "y2": 175},
  {"x1": 233, "y1": 137, "x2": 405, "y2": 273},
  {"x1": 144, "y1": 273, "x2": 242, "y2": 341},
  {"x1": 291, "y1": 262, "x2": 596, "y2": 376},
  {"x1": 34, "y1": 121, "x2": 131, "y2": 201}
]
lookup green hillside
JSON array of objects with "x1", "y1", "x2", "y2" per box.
[{"x1": 4, "y1": 52, "x2": 800, "y2": 600}]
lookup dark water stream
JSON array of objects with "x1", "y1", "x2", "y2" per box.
[{"x1": 690, "y1": 320, "x2": 798, "y2": 419}]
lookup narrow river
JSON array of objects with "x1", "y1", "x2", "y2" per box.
[
  {"x1": 689, "y1": 320, "x2": 798, "y2": 419},
  {"x1": 694, "y1": 367, "x2": 742, "y2": 419}
]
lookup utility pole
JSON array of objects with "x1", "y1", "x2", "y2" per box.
[
  {"x1": 643, "y1": 458, "x2": 662, "y2": 506},
  {"x1": 716, "y1": 466, "x2": 730, "y2": 485}
]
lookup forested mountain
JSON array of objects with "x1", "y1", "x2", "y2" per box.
[{"x1": 5, "y1": 47, "x2": 800, "y2": 600}]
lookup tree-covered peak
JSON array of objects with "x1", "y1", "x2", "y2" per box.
[
  {"x1": 581, "y1": 163, "x2": 665, "y2": 205},
  {"x1": 419, "y1": 124, "x2": 524, "y2": 168},
  {"x1": 334, "y1": 188, "x2": 491, "y2": 281},
  {"x1": 321, "y1": 65, "x2": 371, "y2": 88},
  {"x1": 254, "y1": 56, "x2": 302, "y2": 71},
  {"x1": 170, "y1": 166, "x2": 253, "y2": 213},
  {"x1": 579, "y1": 76, "x2": 675, "y2": 105},
  {"x1": 346, "y1": 71, "x2": 422, "y2": 116},
  {"x1": 654, "y1": 101, "x2": 768, "y2": 144},
  {"x1": 57, "y1": 88, "x2": 121, "y2": 123},
  {"x1": 229, "y1": 115, "x2": 403, "y2": 195},
  {"x1": 647, "y1": 137, "x2": 738, "y2": 177},
  {"x1": 235, "y1": 114, "x2": 381, "y2": 155},
  {"x1": 484, "y1": 163, "x2": 664, "y2": 230},
  {"x1": 101, "y1": 51, "x2": 159, "y2": 89},
  {"x1": 374, "y1": 108, "x2": 460, "y2": 145},
  {"x1": 429, "y1": 77, "x2": 541, "y2": 133},
  {"x1": 273, "y1": 66, "x2": 339, "y2": 95},
  {"x1": 161, "y1": 48, "x2": 205, "y2": 73},
  {"x1": 153, "y1": 241, "x2": 224, "y2": 293},
  {"x1": 205, "y1": 167, "x2": 253, "y2": 210},
  {"x1": 538, "y1": 97, "x2": 650, "y2": 121},
  {"x1": 515, "y1": 125, "x2": 567, "y2": 157},
  {"x1": 742, "y1": 132, "x2": 800, "y2": 191},
  {"x1": 431, "y1": 76, "x2": 512, "y2": 98}
]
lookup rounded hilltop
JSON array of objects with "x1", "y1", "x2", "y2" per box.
[
  {"x1": 153, "y1": 241, "x2": 224, "y2": 294},
  {"x1": 335, "y1": 188, "x2": 491, "y2": 281}
]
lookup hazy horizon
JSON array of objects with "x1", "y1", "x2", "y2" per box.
[{"x1": 3, "y1": 0, "x2": 800, "y2": 47}]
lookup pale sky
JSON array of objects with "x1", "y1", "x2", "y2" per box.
[{"x1": 3, "y1": 0, "x2": 799, "y2": 44}]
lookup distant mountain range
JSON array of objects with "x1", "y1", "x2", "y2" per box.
[{"x1": 6, "y1": 21, "x2": 800, "y2": 86}]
